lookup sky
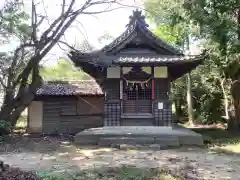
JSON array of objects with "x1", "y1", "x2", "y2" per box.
[{"x1": 0, "y1": 0, "x2": 201, "y2": 66}]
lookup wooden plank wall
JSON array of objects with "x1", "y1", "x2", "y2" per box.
[{"x1": 42, "y1": 96, "x2": 104, "y2": 134}]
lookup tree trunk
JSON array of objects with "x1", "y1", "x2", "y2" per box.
[
  {"x1": 227, "y1": 10, "x2": 240, "y2": 131},
  {"x1": 220, "y1": 78, "x2": 229, "y2": 120},
  {"x1": 0, "y1": 90, "x2": 37, "y2": 127},
  {"x1": 187, "y1": 73, "x2": 194, "y2": 125},
  {"x1": 175, "y1": 97, "x2": 183, "y2": 118},
  {"x1": 0, "y1": 67, "x2": 42, "y2": 127},
  {"x1": 228, "y1": 80, "x2": 240, "y2": 131}
]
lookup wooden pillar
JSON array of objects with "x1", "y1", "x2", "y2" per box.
[
  {"x1": 153, "y1": 66, "x2": 172, "y2": 127},
  {"x1": 151, "y1": 66, "x2": 155, "y2": 125},
  {"x1": 104, "y1": 67, "x2": 121, "y2": 126},
  {"x1": 120, "y1": 66, "x2": 123, "y2": 125},
  {"x1": 151, "y1": 66, "x2": 155, "y2": 100}
]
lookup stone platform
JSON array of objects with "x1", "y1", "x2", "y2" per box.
[{"x1": 74, "y1": 126, "x2": 203, "y2": 148}]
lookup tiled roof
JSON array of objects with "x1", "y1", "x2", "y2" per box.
[
  {"x1": 101, "y1": 10, "x2": 182, "y2": 55},
  {"x1": 69, "y1": 10, "x2": 183, "y2": 66},
  {"x1": 113, "y1": 55, "x2": 203, "y2": 63},
  {"x1": 36, "y1": 81, "x2": 103, "y2": 96}
]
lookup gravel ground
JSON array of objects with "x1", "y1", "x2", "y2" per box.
[{"x1": 0, "y1": 136, "x2": 239, "y2": 180}]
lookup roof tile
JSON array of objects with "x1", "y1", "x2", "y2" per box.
[
  {"x1": 36, "y1": 81, "x2": 103, "y2": 96},
  {"x1": 113, "y1": 55, "x2": 202, "y2": 63}
]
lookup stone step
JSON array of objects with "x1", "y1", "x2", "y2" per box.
[
  {"x1": 74, "y1": 135, "x2": 99, "y2": 145},
  {"x1": 98, "y1": 136, "x2": 180, "y2": 147}
]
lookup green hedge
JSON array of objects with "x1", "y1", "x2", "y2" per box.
[{"x1": 0, "y1": 120, "x2": 11, "y2": 136}]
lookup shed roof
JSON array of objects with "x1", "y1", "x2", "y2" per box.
[{"x1": 36, "y1": 81, "x2": 103, "y2": 96}]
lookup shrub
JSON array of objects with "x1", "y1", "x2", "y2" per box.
[
  {"x1": 0, "y1": 120, "x2": 11, "y2": 136},
  {"x1": 0, "y1": 161, "x2": 42, "y2": 180}
]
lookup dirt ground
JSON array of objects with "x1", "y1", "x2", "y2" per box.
[{"x1": 0, "y1": 136, "x2": 240, "y2": 180}]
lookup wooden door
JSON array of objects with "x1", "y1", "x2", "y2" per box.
[{"x1": 122, "y1": 82, "x2": 152, "y2": 114}]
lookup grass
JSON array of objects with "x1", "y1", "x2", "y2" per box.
[
  {"x1": 39, "y1": 167, "x2": 182, "y2": 180},
  {"x1": 191, "y1": 127, "x2": 240, "y2": 155}
]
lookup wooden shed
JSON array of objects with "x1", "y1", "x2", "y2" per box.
[{"x1": 28, "y1": 81, "x2": 104, "y2": 134}]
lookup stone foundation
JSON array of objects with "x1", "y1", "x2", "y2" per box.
[{"x1": 74, "y1": 126, "x2": 203, "y2": 148}]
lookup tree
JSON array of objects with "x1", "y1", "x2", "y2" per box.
[
  {"x1": 183, "y1": 0, "x2": 240, "y2": 130},
  {"x1": 0, "y1": 0, "x2": 132, "y2": 126},
  {"x1": 0, "y1": 0, "x2": 29, "y2": 44},
  {"x1": 40, "y1": 59, "x2": 91, "y2": 80},
  {"x1": 145, "y1": 0, "x2": 199, "y2": 125}
]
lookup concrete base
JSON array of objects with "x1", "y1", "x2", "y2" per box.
[{"x1": 74, "y1": 126, "x2": 203, "y2": 148}]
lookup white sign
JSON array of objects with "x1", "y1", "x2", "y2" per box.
[{"x1": 158, "y1": 102, "x2": 163, "y2": 110}]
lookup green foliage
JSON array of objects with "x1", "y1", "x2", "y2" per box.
[
  {"x1": 153, "y1": 24, "x2": 184, "y2": 46},
  {"x1": 183, "y1": 0, "x2": 240, "y2": 78},
  {"x1": 144, "y1": 0, "x2": 240, "y2": 125},
  {"x1": 183, "y1": 0, "x2": 240, "y2": 127},
  {"x1": 0, "y1": 0, "x2": 29, "y2": 41},
  {"x1": 0, "y1": 120, "x2": 11, "y2": 136},
  {"x1": 40, "y1": 59, "x2": 91, "y2": 81},
  {"x1": 144, "y1": 0, "x2": 200, "y2": 47}
]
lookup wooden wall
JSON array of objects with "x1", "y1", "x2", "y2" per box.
[
  {"x1": 154, "y1": 78, "x2": 172, "y2": 126},
  {"x1": 28, "y1": 101, "x2": 43, "y2": 133},
  {"x1": 103, "y1": 77, "x2": 173, "y2": 126},
  {"x1": 38, "y1": 96, "x2": 104, "y2": 134},
  {"x1": 103, "y1": 79, "x2": 121, "y2": 126}
]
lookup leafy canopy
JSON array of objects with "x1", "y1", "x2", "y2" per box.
[{"x1": 40, "y1": 59, "x2": 91, "y2": 81}]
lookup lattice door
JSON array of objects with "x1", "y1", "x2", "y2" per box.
[{"x1": 122, "y1": 79, "x2": 152, "y2": 114}]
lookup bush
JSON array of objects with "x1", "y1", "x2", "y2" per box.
[
  {"x1": 0, "y1": 161, "x2": 42, "y2": 180},
  {"x1": 0, "y1": 120, "x2": 11, "y2": 136}
]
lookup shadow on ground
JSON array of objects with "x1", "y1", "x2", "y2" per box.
[
  {"x1": 39, "y1": 165, "x2": 196, "y2": 180},
  {"x1": 0, "y1": 134, "x2": 239, "y2": 180},
  {"x1": 0, "y1": 135, "x2": 74, "y2": 153},
  {"x1": 191, "y1": 127, "x2": 240, "y2": 155}
]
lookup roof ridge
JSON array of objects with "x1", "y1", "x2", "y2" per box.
[{"x1": 43, "y1": 80, "x2": 97, "y2": 84}]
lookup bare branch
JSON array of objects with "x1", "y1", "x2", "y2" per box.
[
  {"x1": 41, "y1": 54, "x2": 55, "y2": 65},
  {"x1": 41, "y1": 0, "x2": 50, "y2": 25},
  {"x1": 40, "y1": 0, "x2": 77, "y2": 46},
  {"x1": 40, "y1": 0, "x2": 94, "y2": 58},
  {"x1": 114, "y1": 1, "x2": 145, "y2": 11},
  {"x1": 59, "y1": 40, "x2": 77, "y2": 51},
  {"x1": 37, "y1": 15, "x2": 45, "y2": 26},
  {"x1": 61, "y1": 0, "x2": 66, "y2": 15},
  {"x1": 82, "y1": 7, "x2": 125, "y2": 14},
  {"x1": 88, "y1": 0, "x2": 117, "y2": 6},
  {"x1": 31, "y1": 0, "x2": 37, "y2": 42},
  {"x1": 73, "y1": 20, "x2": 89, "y2": 41}
]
